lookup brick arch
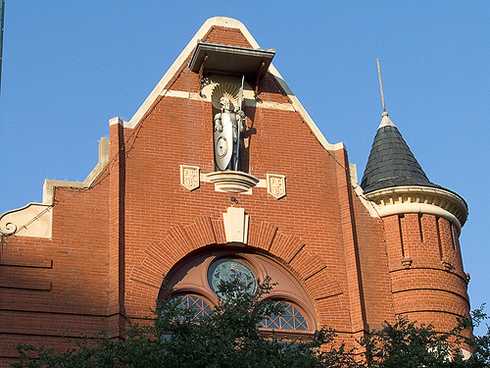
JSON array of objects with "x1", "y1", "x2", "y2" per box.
[{"x1": 127, "y1": 216, "x2": 343, "y2": 323}]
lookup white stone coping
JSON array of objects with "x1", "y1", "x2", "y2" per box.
[{"x1": 365, "y1": 185, "x2": 468, "y2": 230}]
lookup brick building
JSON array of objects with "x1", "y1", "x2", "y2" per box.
[{"x1": 0, "y1": 17, "x2": 470, "y2": 365}]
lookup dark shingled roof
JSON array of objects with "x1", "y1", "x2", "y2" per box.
[{"x1": 361, "y1": 121, "x2": 439, "y2": 193}]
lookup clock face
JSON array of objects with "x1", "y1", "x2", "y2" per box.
[
  {"x1": 208, "y1": 258, "x2": 257, "y2": 296},
  {"x1": 216, "y1": 137, "x2": 228, "y2": 158}
]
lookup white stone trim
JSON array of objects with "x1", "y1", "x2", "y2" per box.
[
  {"x1": 256, "y1": 178, "x2": 267, "y2": 188},
  {"x1": 109, "y1": 116, "x2": 123, "y2": 126},
  {"x1": 223, "y1": 207, "x2": 249, "y2": 244},
  {"x1": 353, "y1": 185, "x2": 380, "y2": 219},
  {"x1": 188, "y1": 165, "x2": 288, "y2": 197},
  {"x1": 365, "y1": 185, "x2": 468, "y2": 230},
  {"x1": 250, "y1": 99, "x2": 295, "y2": 111},
  {"x1": 180, "y1": 165, "x2": 201, "y2": 191},
  {"x1": 206, "y1": 171, "x2": 259, "y2": 194},
  {"x1": 266, "y1": 173, "x2": 287, "y2": 199},
  {"x1": 164, "y1": 89, "x2": 295, "y2": 112},
  {"x1": 124, "y1": 16, "x2": 343, "y2": 151},
  {"x1": 165, "y1": 90, "x2": 193, "y2": 99},
  {"x1": 0, "y1": 203, "x2": 53, "y2": 239},
  {"x1": 349, "y1": 164, "x2": 358, "y2": 185},
  {"x1": 374, "y1": 202, "x2": 461, "y2": 231}
]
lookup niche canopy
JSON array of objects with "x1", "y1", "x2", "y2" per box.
[{"x1": 189, "y1": 42, "x2": 276, "y2": 77}]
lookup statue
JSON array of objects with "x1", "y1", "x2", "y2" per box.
[{"x1": 214, "y1": 94, "x2": 246, "y2": 171}]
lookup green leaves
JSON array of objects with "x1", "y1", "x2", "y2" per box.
[
  {"x1": 359, "y1": 307, "x2": 490, "y2": 368},
  {"x1": 12, "y1": 279, "x2": 489, "y2": 368},
  {"x1": 360, "y1": 318, "x2": 452, "y2": 368}
]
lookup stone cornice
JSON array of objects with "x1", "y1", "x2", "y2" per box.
[{"x1": 365, "y1": 185, "x2": 468, "y2": 230}]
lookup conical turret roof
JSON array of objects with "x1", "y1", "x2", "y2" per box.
[{"x1": 360, "y1": 112, "x2": 438, "y2": 193}]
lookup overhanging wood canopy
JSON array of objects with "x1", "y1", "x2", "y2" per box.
[{"x1": 189, "y1": 42, "x2": 276, "y2": 77}]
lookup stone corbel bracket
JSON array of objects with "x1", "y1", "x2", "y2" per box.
[{"x1": 179, "y1": 165, "x2": 286, "y2": 200}]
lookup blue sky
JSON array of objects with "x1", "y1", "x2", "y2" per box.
[{"x1": 1, "y1": 1, "x2": 488, "y2": 331}]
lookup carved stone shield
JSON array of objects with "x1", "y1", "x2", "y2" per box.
[
  {"x1": 214, "y1": 111, "x2": 235, "y2": 171},
  {"x1": 266, "y1": 173, "x2": 287, "y2": 199},
  {"x1": 180, "y1": 165, "x2": 200, "y2": 191}
]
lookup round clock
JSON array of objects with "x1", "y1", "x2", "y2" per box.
[{"x1": 208, "y1": 258, "x2": 257, "y2": 296}]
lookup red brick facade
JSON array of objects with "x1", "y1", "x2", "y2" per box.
[{"x1": 0, "y1": 18, "x2": 470, "y2": 366}]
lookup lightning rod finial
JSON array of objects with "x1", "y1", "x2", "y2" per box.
[{"x1": 376, "y1": 58, "x2": 387, "y2": 113}]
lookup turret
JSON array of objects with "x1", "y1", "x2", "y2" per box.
[{"x1": 361, "y1": 62, "x2": 469, "y2": 335}]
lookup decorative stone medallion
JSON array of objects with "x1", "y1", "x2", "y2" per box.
[
  {"x1": 180, "y1": 165, "x2": 200, "y2": 191},
  {"x1": 266, "y1": 173, "x2": 286, "y2": 199}
]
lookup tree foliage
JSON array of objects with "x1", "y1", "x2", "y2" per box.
[
  {"x1": 12, "y1": 279, "x2": 489, "y2": 368},
  {"x1": 12, "y1": 278, "x2": 355, "y2": 368},
  {"x1": 358, "y1": 305, "x2": 489, "y2": 368}
]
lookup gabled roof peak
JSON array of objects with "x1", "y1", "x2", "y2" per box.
[{"x1": 122, "y1": 16, "x2": 343, "y2": 151}]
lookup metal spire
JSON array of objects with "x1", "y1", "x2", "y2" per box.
[
  {"x1": 376, "y1": 58, "x2": 395, "y2": 128},
  {"x1": 376, "y1": 58, "x2": 386, "y2": 112}
]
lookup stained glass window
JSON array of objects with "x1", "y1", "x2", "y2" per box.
[
  {"x1": 170, "y1": 294, "x2": 213, "y2": 321},
  {"x1": 260, "y1": 301, "x2": 308, "y2": 331},
  {"x1": 208, "y1": 258, "x2": 257, "y2": 296}
]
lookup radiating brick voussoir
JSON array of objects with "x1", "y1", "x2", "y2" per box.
[
  {"x1": 212, "y1": 219, "x2": 226, "y2": 244},
  {"x1": 129, "y1": 239, "x2": 180, "y2": 288},
  {"x1": 283, "y1": 245, "x2": 342, "y2": 302},
  {"x1": 167, "y1": 225, "x2": 194, "y2": 256},
  {"x1": 304, "y1": 268, "x2": 342, "y2": 301},
  {"x1": 248, "y1": 221, "x2": 278, "y2": 251},
  {"x1": 289, "y1": 247, "x2": 326, "y2": 281},
  {"x1": 184, "y1": 216, "x2": 216, "y2": 249},
  {"x1": 269, "y1": 232, "x2": 304, "y2": 264}
]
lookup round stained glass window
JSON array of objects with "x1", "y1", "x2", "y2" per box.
[{"x1": 208, "y1": 258, "x2": 257, "y2": 296}]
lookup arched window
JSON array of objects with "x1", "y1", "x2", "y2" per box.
[
  {"x1": 160, "y1": 249, "x2": 316, "y2": 333},
  {"x1": 170, "y1": 294, "x2": 213, "y2": 321},
  {"x1": 260, "y1": 301, "x2": 308, "y2": 331}
]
